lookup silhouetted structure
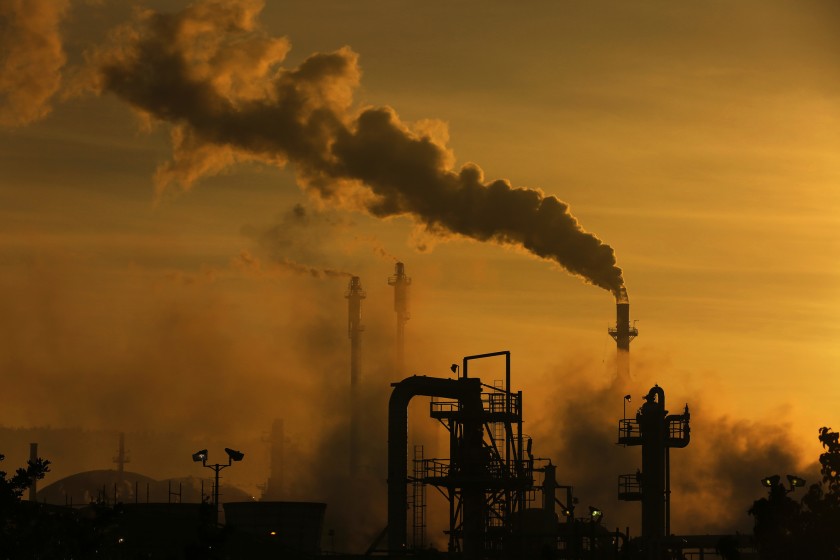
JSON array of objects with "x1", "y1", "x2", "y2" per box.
[
  {"x1": 192, "y1": 447, "x2": 245, "y2": 526},
  {"x1": 262, "y1": 418, "x2": 284, "y2": 500},
  {"x1": 346, "y1": 276, "x2": 366, "y2": 476},
  {"x1": 388, "y1": 262, "x2": 411, "y2": 377},
  {"x1": 112, "y1": 432, "x2": 129, "y2": 477},
  {"x1": 618, "y1": 385, "x2": 691, "y2": 558},
  {"x1": 388, "y1": 352, "x2": 542, "y2": 559},
  {"x1": 608, "y1": 286, "x2": 638, "y2": 382}
]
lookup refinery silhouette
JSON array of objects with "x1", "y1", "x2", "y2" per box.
[{"x1": 4, "y1": 260, "x2": 829, "y2": 560}]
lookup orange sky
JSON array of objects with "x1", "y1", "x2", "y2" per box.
[{"x1": 1, "y1": 0, "x2": 839, "y2": 540}]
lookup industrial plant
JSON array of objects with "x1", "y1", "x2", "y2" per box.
[{"x1": 4, "y1": 262, "x2": 762, "y2": 559}]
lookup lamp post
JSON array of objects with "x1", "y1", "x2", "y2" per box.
[
  {"x1": 761, "y1": 474, "x2": 806, "y2": 494},
  {"x1": 192, "y1": 447, "x2": 245, "y2": 526}
]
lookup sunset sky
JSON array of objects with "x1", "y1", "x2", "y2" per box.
[{"x1": 1, "y1": 0, "x2": 839, "y2": 540}]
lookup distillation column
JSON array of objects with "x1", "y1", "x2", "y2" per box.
[
  {"x1": 347, "y1": 276, "x2": 366, "y2": 476},
  {"x1": 263, "y1": 418, "x2": 284, "y2": 500},
  {"x1": 618, "y1": 385, "x2": 691, "y2": 558},
  {"x1": 608, "y1": 286, "x2": 638, "y2": 383},
  {"x1": 388, "y1": 262, "x2": 411, "y2": 377}
]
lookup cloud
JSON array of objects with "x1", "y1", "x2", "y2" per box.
[{"x1": 0, "y1": 0, "x2": 70, "y2": 126}]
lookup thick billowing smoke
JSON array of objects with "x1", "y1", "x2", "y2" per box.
[
  {"x1": 529, "y1": 352, "x2": 813, "y2": 534},
  {"x1": 0, "y1": 0, "x2": 69, "y2": 126},
  {"x1": 84, "y1": 0, "x2": 623, "y2": 294}
]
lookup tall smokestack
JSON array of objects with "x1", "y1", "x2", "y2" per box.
[
  {"x1": 387, "y1": 262, "x2": 411, "y2": 377},
  {"x1": 346, "y1": 276, "x2": 366, "y2": 475},
  {"x1": 608, "y1": 286, "x2": 638, "y2": 382},
  {"x1": 113, "y1": 432, "x2": 129, "y2": 477},
  {"x1": 263, "y1": 418, "x2": 284, "y2": 500},
  {"x1": 28, "y1": 443, "x2": 38, "y2": 502}
]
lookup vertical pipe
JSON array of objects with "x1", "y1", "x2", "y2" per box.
[
  {"x1": 665, "y1": 447, "x2": 671, "y2": 537},
  {"x1": 213, "y1": 467, "x2": 221, "y2": 526},
  {"x1": 608, "y1": 287, "x2": 638, "y2": 383},
  {"x1": 347, "y1": 276, "x2": 366, "y2": 476},
  {"x1": 115, "y1": 432, "x2": 126, "y2": 476},
  {"x1": 387, "y1": 376, "x2": 481, "y2": 555},
  {"x1": 388, "y1": 262, "x2": 411, "y2": 378},
  {"x1": 542, "y1": 464, "x2": 557, "y2": 515},
  {"x1": 639, "y1": 386, "x2": 666, "y2": 544},
  {"x1": 28, "y1": 443, "x2": 37, "y2": 502}
]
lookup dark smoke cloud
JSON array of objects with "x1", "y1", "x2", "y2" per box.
[
  {"x1": 240, "y1": 203, "x2": 355, "y2": 278},
  {"x1": 0, "y1": 0, "x2": 69, "y2": 126},
  {"x1": 86, "y1": 0, "x2": 623, "y2": 294}
]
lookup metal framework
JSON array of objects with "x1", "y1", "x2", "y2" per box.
[
  {"x1": 411, "y1": 352, "x2": 533, "y2": 556},
  {"x1": 617, "y1": 385, "x2": 690, "y2": 556}
]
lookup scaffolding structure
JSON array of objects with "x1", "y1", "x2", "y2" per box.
[
  {"x1": 410, "y1": 445, "x2": 427, "y2": 549},
  {"x1": 411, "y1": 352, "x2": 533, "y2": 556}
]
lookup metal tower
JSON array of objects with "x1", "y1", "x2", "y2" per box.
[
  {"x1": 618, "y1": 385, "x2": 690, "y2": 558},
  {"x1": 608, "y1": 286, "x2": 638, "y2": 382},
  {"x1": 112, "y1": 432, "x2": 130, "y2": 475},
  {"x1": 346, "y1": 276, "x2": 366, "y2": 475},
  {"x1": 388, "y1": 352, "x2": 533, "y2": 558},
  {"x1": 387, "y1": 262, "x2": 411, "y2": 377}
]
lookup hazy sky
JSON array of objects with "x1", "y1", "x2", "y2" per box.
[{"x1": 1, "y1": 0, "x2": 839, "y2": 540}]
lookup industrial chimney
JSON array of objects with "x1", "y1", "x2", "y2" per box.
[
  {"x1": 346, "y1": 276, "x2": 366, "y2": 475},
  {"x1": 387, "y1": 262, "x2": 411, "y2": 377},
  {"x1": 262, "y1": 418, "x2": 284, "y2": 500},
  {"x1": 113, "y1": 432, "x2": 129, "y2": 477},
  {"x1": 608, "y1": 286, "x2": 638, "y2": 382}
]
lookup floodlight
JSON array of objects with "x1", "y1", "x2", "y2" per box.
[
  {"x1": 589, "y1": 506, "x2": 603, "y2": 521},
  {"x1": 192, "y1": 449, "x2": 208, "y2": 463},
  {"x1": 450, "y1": 364, "x2": 459, "y2": 374},
  {"x1": 787, "y1": 475, "x2": 806, "y2": 488},
  {"x1": 761, "y1": 475, "x2": 780, "y2": 488},
  {"x1": 225, "y1": 448, "x2": 245, "y2": 462}
]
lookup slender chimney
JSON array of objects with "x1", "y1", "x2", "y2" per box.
[
  {"x1": 28, "y1": 443, "x2": 38, "y2": 502},
  {"x1": 608, "y1": 286, "x2": 638, "y2": 382},
  {"x1": 387, "y1": 262, "x2": 411, "y2": 377},
  {"x1": 346, "y1": 276, "x2": 366, "y2": 475},
  {"x1": 113, "y1": 432, "x2": 129, "y2": 476},
  {"x1": 263, "y1": 418, "x2": 285, "y2": 500}
]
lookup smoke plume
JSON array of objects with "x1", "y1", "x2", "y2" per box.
[
  {"x1": 85, "y1": 0, "x2": 623, "y2": 294},
  {"x1": 0, "y1": 0, "x2": 70, "y2": 126},
  {"x1": 529, "y1": 352, "x2": 812, "y2": 534}
]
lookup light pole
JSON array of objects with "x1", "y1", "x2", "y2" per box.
[{"x1": 192, "y1": 447, "x2": 244, "y2": 526}]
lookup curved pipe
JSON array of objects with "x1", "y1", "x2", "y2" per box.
[{"x1": 387, "y1": 375, "x2": 483, "y2": 554}]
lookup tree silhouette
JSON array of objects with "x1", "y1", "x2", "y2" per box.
[
  {"x1": 749, "y1": 427, "x2": 840, "y2": 560},
  {"x1": 0, "y1": 452, "x2": 50, "y2": 505}
]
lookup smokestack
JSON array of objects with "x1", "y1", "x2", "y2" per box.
[
  {"x1": 608, "y1": 286, "x2": 638, "y2": 382},
  {"x1": 387, "y1": 262, "x2": 411, "y2": 377},
  {"x1": 113, "y1": 432, "x2": 129, "y2": 477},
  {"x1": 28, "y1": 443, "x2": 38, "y2": 502},
  {"x1": 263, "y1": 418, "x2": 285, "y2": 500},
  {"x1": 346, "y1": 276, "x2": 366, "y2": 475}
]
